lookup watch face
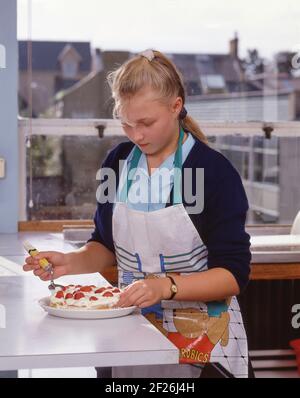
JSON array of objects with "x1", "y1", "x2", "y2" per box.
[{"x1": 171, "y1": 285, "x2": 178, "y2": 293}]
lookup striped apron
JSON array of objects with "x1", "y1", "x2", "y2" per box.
[{"x1": 111, "y1": 127, "x2": 249, "y2": 378}]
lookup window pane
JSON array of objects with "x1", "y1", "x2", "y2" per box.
[
  {"x1": 26, "y1": 135, "x2": 128, "y2": 220},
  {"x1": 18, "y1": 1, "x2": 300, "y2": 224},
  {"x1": 211, "y1": 134, "x2": 300, "y2": 225},
  {"x1": 18, "y1": 1, "x2": 300, "y2": 121}
]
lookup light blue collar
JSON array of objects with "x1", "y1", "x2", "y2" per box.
[{"x1": 119, "y1": 126, "x2": 185, "y2": 204}]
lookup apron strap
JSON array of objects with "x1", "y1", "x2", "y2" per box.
[
  {"x1": 119, "y1": 126, "x2": 185, "y2": 204},
  {"x1": 118, "y1": 142, "x2": 143, "y2": 203},
  {"x1": 173, "y1": 127, "x2": 184, "y2": 205}
]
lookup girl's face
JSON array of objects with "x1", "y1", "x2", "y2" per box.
[{"x1": 119, "y1": 87, "x2": 182, "y2": 156}]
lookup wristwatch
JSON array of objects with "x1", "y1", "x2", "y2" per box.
[{"x1": 166, "y1": 275, "x2": 178, "y2": 300}]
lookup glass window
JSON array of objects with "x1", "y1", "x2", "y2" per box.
[
  {"x1": 62, "y1": 60, "x2": 78, "y2": 79},
  {"x1": 26, "y1": 134, "x2": 129, "y2": 220},
  {"x1": 17, "y1": 1, "x2": 300, "y2": 225}
]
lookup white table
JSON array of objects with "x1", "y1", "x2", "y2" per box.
[
  {"x1": 0, "y1": 275, "x2": 178, "y2": 371},
  {"x1": 0, "y1": 232, "x2": 178, "y2": 372}
]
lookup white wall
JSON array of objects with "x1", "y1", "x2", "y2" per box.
[{"x1": 0, "y1": 0, "x2": 18, "y2": 232}]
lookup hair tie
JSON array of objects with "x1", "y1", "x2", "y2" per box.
[
  {"x1": 139, "y1": 49, "x2": 155, "y2": 62},
  {"x1": 179, "y1": 106, "x2": 187, "y2": 120}
]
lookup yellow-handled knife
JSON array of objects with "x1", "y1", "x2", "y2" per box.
[
  {"x1": 23, "y1": 241, "x2": 63, "y2": 290},
  {"x1": 23, "y1": 241, "x2": 52, "y2": 272}
]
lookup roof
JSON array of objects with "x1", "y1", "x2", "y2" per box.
[
  {"x1": 56, "y1": 49, "x2": 246, "y2": 105},
  {"x1": 167, "y1": 53, "x2": 243, "y2": 83},
  {"x1": 18, "y1": 40, "x2": 91, "y2": 72}
]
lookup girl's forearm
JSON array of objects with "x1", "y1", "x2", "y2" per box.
[
  {"x1": 161, "y1": 268, "x2": 240, "y2": 302},
  {"x1": 65, "y1": 241, "x2": 116, "y2": 275}
]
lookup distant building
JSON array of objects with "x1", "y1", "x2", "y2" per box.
[
  {"x1": 18, "y1": 40, "x2": 92, "y2": 116},
  {"x1": 185, "y1": 66, "x2": 300, "y2": 122},
  {"x1": 50, "y1": 50, "x2": 130, "y2": 118},
  {"x1": 52, "y1": 35, "x2": 261, "y2": 119},
  {"x1": 166, "y1": 34, "x2": 254, "y2": 95}
]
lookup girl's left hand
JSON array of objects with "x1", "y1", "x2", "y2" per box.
[{"x1": 117, "y1": 278, "x2": 169, "y2": 308}]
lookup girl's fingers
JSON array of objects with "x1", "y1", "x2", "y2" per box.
[
  {"x1": 119, "y1": 284, "x2": 139, "y2": 302},
  {"x1": 33, "y1": 268, "x2": 45, "y2": 277},
  {"x1": 137, "y1": 300, "x2": 152, "y2": 309},
  {"x1": 28, "y1": 263, "x2": 64, "y2": 280},
  {"x1": 135, "y1": 297, "x2": 150, "y2": 308},
  {"x1": 23, "y1": 262, "x2": 41, "y2": 272},
  {"x1": 23, "y1": 264, "x2": 33, "y2": 271},
  {"x1": 23, "y1": 255, "x2": 46, "y2": 272},
  {"x1": 40, "y1": 272, "x2": 51, "y2": 281},
  {"x1": 33, "y1": 268, "x2": 51, "y2": 281},
  {"x1": 118, "y1": 290, "x2": 137, "y2": 307},
  {"x1": 25, "y1": 256, "x2": 36, "y2": 264},
  {"x1": 118, "y1": 288, "x2": 145, "y2": 307}
]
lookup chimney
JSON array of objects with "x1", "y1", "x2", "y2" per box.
[
  {"x1": 92, "y1": 48, "x2": 104, "y2": 72},
  {"x1": 229, "y1": 32, "x2": 239, "y2": 59}
]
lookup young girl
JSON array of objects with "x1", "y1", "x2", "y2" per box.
[{"x1": 24, "y1": 49, "x2": 251, "y2": 378}]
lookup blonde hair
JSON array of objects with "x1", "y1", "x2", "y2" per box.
[{"x1": 107, "y1": 50, "x2": 208, "y2": 145}]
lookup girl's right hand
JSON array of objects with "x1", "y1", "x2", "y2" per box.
[{"x1": 23, "y1": 251, "x2": 70, "y2": 281}]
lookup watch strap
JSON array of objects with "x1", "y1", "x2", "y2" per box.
[{"x1": 166, "y1": 275, "x2": 177, "y2": 300}]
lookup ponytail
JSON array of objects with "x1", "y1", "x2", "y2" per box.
[{"x1": 181, "y1": 115, "x2": 209, "y2": 146}]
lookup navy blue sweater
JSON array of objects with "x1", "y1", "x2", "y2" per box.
[{"x1": 88, "y1": 135, "x2": 252, "y2": 293}]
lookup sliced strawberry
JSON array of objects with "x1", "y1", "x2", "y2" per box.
[
  {"x1": 79, "y1": 286, "x2": 93, "y2": 292},
  {"x1": 106, "y1": 286, "x2": 114, "y2": 290},
  {"x1": 95, "y1": 287, "x2": 106, "y2": 294},
  {"x1": 65, "y1": 293, "x2": 73, "y2": 300},
  {"x1": 102, "y1": 291, "x2": 113, "y2": 297},
  {"x1": 89, "y1": 296, "x2": 98, "y2": 301},
  {"x1": 55, "y1": 291, "x2": 64, "y2": 299},
  {"x1": 90, "y1": 285, "x2": 96, "y2": 288},
  {"x1": 75, "y1": 285, "x2": 82, "y2": 288},
  {"x1": 74, "y1": 292, "x2": 85, "y2": 300},
  {"x1": 112, "y1": 288, "x2": 120, "y2": 293}
]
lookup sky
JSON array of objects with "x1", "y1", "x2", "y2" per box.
[{"x1": 17, "y1": 0, "x2": 300, "y2": 60}]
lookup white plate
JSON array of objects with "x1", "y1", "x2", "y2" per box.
[{"x1": 38, "y1": 297, "x2": 136, "y2": 320}]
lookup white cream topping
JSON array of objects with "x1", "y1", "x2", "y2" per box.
[{"x1": 50, "y1": 285, "x2": 121, "y2": 309}]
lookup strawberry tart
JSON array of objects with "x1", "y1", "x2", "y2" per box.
[{"x1": 50, "y1": 285, "x2": 122, "y2": 310}]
